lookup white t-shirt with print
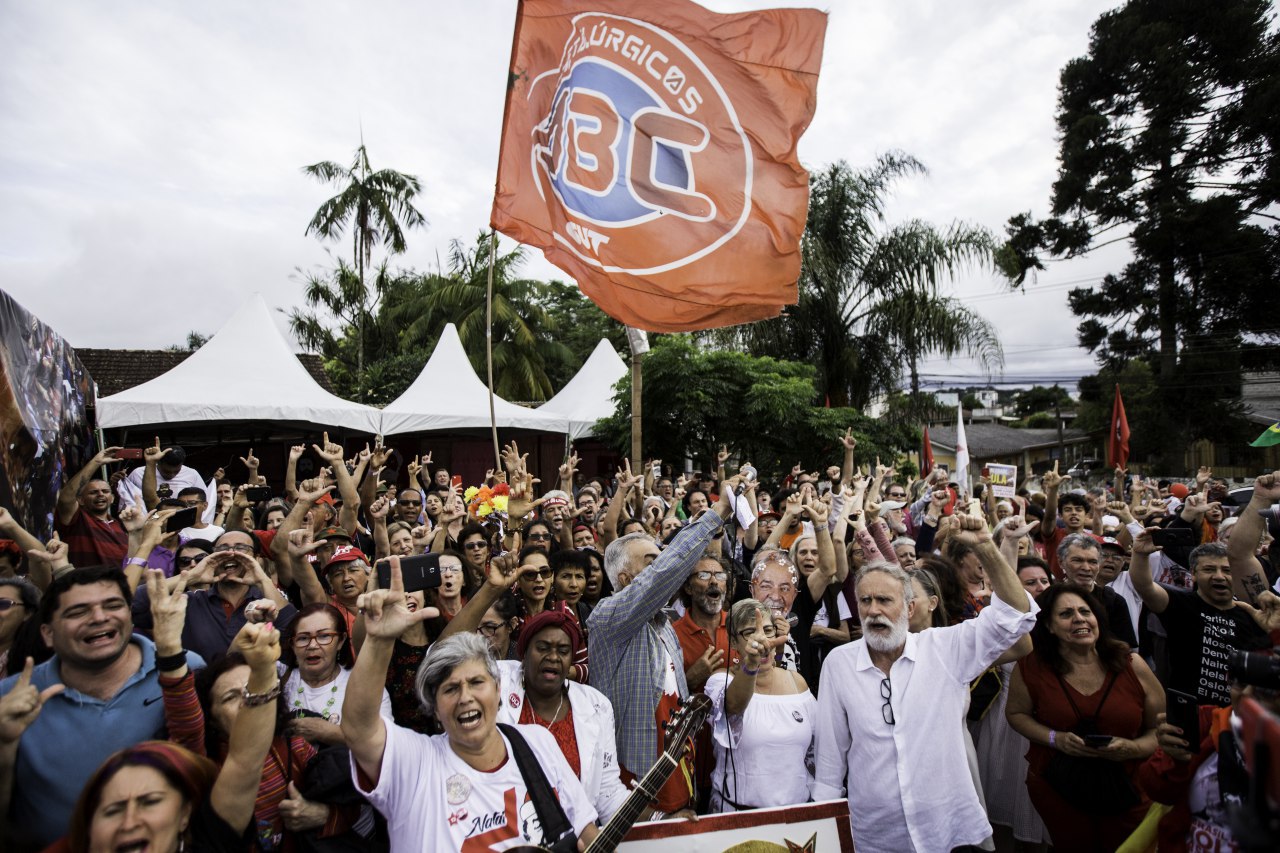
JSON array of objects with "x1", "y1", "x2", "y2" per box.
[
  {"x1": 354, "y1": 721, "x2": 597, "y2": 853},
  {"x1": 282, "y1": 666, "x2": 392, "y2": 725}
]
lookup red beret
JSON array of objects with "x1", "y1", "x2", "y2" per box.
[{"x1": 516, "y1": 605, "x2": 583, "y2": 661}]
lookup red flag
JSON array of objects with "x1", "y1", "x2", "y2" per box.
[
  {"x1": 922, "y1": 425, "x2": 935, "y2": 473},
  {"x1": 491, "y1": 0, "x2": 827, "y2": 331},
  {"x1": 1109, "y1": 384, "x2": 1130, "y2": 469}
]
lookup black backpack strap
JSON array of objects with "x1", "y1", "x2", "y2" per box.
[{"x1": 497, "y1": 723, "x2": 575, "y2": 851}]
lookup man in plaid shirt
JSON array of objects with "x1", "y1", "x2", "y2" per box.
[{"x1": 588, "y1": 480, "x2": 738, "y2": 820}]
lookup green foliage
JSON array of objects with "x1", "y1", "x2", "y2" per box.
[
  {"x1": 1022, "y1": 412, "x2": 1057, "y2": 429},
  {"x1": 716, "y1": 155, "x2": 1007, "y2": 414},
  {"x1": 1013, "y1": 385, "x2": 1073, "y2": 417},
  {"x1": 536, "y1": 281, "x2": 629, "y2": 391},
  {"x1": 594, "y1": 336, "x2": 917, "y2": 482},
  {"x1": 1004, "y1": 0, "x2": 1280, "y2": 460},
  {"x1": 300, "y1": 144, "x2": 426, "y2": 401},
  {"x1": 388, "y1": 233, "x2": 575, "y2": 403}
]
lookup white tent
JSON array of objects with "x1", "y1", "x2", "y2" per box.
[
  {"x1": 379, "y1": 323, "x2": 569, "y2": 435},
  {"x1": 96, "y1": 294, "x2": 382, "y2": 433},
  {"x1": 538, "y1": 338, "x2": 627, "y2": 439}
]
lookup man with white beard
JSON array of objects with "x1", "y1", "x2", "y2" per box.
[{"x1": 813, "y1": 514, "x2": 1037, "y2": 853}]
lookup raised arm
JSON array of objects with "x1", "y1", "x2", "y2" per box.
[
  {"x1": 342, "y1": 557, "x2": 438, "y2": 784},
  {"x1": 286, "y1": 528, "x2": 331, "y2": 607},
  {"x1": 955, "y1": 514, "x2": 1029, "y2": 613},
  {"x1": 602, "y1": 461, "x2": 640, "y2": 547},
  {"x1": 368, "y1": 495, "x2": 391, "y2": 562},
  {"x1": 284, "y1": 444, "x2": 305, "y2": 502},
  {"x1": 209, "y1": 622, "x2": 282, "y2": 834},
  {"x1": 1128, "y1": 527, "x2": 1171, "y2": 614},
  {"x1": 805, "y1": 500, "x2": 837, "y2": 601},
  {"x1": 0, "y1": 658, "x2": 66, "y2": 826},
  {"x1": 271, "y1": 478, "x2": 332, "y2": 566},
  {"x1": 1038, "y1": 462, "x2": 1068, "y2": 541},
  {"x1": 313, "y1": 434, "x2": 360, "y2": 534},
  {"x1": 56, "y1": 445, "x2": 122, "y2": 526},
  {"x1": 0, "y1": 508, "x2": 50, "y2": 583},
  {"x1": 436, "y1": 553, "x2": 519, "y2": 642},
  {"x1": 839, "y1": 430, "x2": 857, "y2": 486},
  {"x1": 1227, "y1": 474, "x2": 1278, "y2": 604}
]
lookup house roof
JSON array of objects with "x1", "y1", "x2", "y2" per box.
[
  {"x1": 929, "y1": 423, "x2": 1090, "y2": 457},
  {"x1": 78, "y1": 348, "x2": 334, "y2": 397}
]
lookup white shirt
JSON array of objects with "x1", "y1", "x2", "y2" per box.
[
  {"x1": 282, "y1": 667, "x2": 392, "y2": 725},
  {"x1": 118, "y1": 465, "x2": 217, "y2": 523},
  {"x1": 704, "y1": 670, "x2": 815, "y2": 811},
  {"x1": 354, "y1": 719, "x2": 597, "y2": 852},
  {"x1": 180, "y1": 524, "x2": 224, "y2": 543},
  {"x1": 813, "y1": 592, "x2": 1038, "y2": 853}
]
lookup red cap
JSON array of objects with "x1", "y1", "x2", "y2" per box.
[{"x1": 324, "y1": 544, "x2": 368, "y2": 571}]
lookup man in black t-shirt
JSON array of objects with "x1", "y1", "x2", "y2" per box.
[{"x1": 1130, "y1": 536, "x2": 1269, "y2": 705}]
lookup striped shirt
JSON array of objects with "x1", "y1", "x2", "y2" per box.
[{"x1": 588, "y1": 510, "x2": 724, "y2": 778}]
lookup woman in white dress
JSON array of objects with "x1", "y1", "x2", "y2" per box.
[{"x1": 705, "y1": 598, "x2": 816, "y2": 812}]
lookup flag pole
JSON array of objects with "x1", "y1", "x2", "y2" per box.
[{"x1": 485, "y1": 229, "x2": 501, "y2": 472}]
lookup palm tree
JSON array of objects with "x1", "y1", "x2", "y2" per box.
[
  {"x1": 390, "y1": 232, "x2": 571, "y2": 402},
  {"x1": 302, "y1": 144, "x2": 426, "y2": 401},
  {"x1": 729, "y1": 155, "x2": 1006, "y2": 409}
]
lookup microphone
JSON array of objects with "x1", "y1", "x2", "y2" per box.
[{"x1": 735, "y1": 464, "x2": 758, "y2": 496}]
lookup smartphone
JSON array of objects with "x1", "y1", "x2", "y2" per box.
[
  {"x1": 376, "y1": 554, "x2": 442, "y2": 593},
  {"x1": 1151, "y1": 527, "x2": 1195, "y2": 548},
  {"x1": 651, "y1": 462, "x2": 662, "y2": 479},
  {"x1": 164, "y1": 506, "x2": 198, "y2": 533},
  {"x1": 244, "y1": 486, "x2": 272, "y2": 503},
  {"x1": 116, "y1": 448, "x2": 144, "y2": 460},
  {"x1": 1082, "y1": 734, "x2": 1114, "y2": 748},
  {"x1": 451, "y1": 474, "x2": 463, "y2": 490},
  {"x1": 1166, "y1": 688, "x2": 1200, "y2": 745}
]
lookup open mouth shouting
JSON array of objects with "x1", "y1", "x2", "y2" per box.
[{"x1": 455, "y1": 708, "x2": 483, "y2": 731}]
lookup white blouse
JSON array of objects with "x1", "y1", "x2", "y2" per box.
[{"x1": 703, "y1": 670, "x2": 816, "y2": 812}]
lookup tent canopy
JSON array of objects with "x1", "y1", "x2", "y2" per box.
[
  {"x1": 380, "y1": 323, "x2": 568, "y2": 435},
  {"x1": 538, "y1": 338, "x2": 627, "y2": 439},
  {"x1": 96, "y1": 294, "x2": 382, "y2": 432}
]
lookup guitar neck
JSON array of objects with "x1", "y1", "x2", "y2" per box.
[{"x1": 589, "y1": 754, "x2": 677, "y2": 852}]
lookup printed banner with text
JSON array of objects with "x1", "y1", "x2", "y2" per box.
[{"x1": 492, "y1": 0, "x2": 827, "y2": 331}]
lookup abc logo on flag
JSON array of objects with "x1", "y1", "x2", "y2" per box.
[{"x1": 529, "y1": 14, "x2": 753, "y2": 274}]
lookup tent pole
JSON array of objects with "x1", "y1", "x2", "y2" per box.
[{"x1": 485, "y1": 229, "x2": 501, "y2": 471}]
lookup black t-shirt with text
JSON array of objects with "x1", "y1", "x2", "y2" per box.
[{"x1": 1156, "y1": 585, "x2": 1269, "y2": 705}]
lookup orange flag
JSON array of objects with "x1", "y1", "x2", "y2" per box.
[{"x1": 491, "y1": 0, "x2": 827, "y2": 332}]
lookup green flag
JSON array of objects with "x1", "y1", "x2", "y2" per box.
[{"x1": 1251, "y1": 422, "x2": 1280, "y2": 447}]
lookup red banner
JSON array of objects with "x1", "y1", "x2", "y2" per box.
[
  {"x1": 491, "y1": 0, "x2": 827, "y2": 331},
  {"x1": 1109, "y1": 383, "x2": 1130, "y2": 469}
]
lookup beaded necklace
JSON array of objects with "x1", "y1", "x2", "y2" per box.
[{"x1": 293, "y1": 675, "x2": 340, "y2": 720}]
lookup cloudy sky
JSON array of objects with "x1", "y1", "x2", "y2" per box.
[{"x1": 0, "y1": 0, "x2": 1129, "y2": 393}]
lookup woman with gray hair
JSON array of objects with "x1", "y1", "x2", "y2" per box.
[
  {"x1": 341, "y1": 558, "x2": 599, "y2": 852},
  {"x1": 704, "y1": 598, "x2": 816, "y2": 812}
]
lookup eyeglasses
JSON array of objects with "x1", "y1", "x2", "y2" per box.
[
  {"x1": 694, "y1": 571, "x2": 728, "y2": 582},
  {"x1": 440, "y1": 564, "x2": 463, "y2": 576},
  {"x1": 464, "y1": 541, "x2": 489, "y2": 551},
  {"x1": 293, "y1": 631, "x2": 341, "y2": 648},
  {"x1": 521, "y1": 568, "x2": 553, "y2": 581},
  {"x1": 212, "y1": 543, "x2": 255, "y2": 554},
  {"x1": 0, "y1": 598, "x2": 25, "y2": 612},
  {"x1": 477, "y1": 621, "x2": 506, "y2": 637},
  {"x1": 176, "y1": 555, "x2": 203, "y2": 567},
  {"x1": 881, "y1": 676, "x2": 895, "y2": 725},
  {"x1": 526, "y1": 532, "x2": 552, "y2": 541}
]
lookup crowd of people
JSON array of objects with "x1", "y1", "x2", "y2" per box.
[{"x1": 1, "y1": 431, "x2": 1278, "y2": 852}]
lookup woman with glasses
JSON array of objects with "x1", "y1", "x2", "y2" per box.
[
  {"x1": 456, "y1": 522, "x2": 491, "y2": 591},
  {"x1": 433, "y1": 550, "x2": 469, "y2": 622},
  {"x1": 705, "y1": 598, "x2": 815, "y2": 812},
  {"x1": 513, "y1": 546, "x2": 553, "y2": 627},
  {"x1": 280, "y1": 604, "x2": 392, "y2": 747},
  {"x1": 0, "y1": 576, "x2": 38, "y2": 675},
  {"x1": 174, "y1": 540, "x2": 214, "y2": 589},
  {"x1": 520, "y1": 518, "x2": 557, "y2": 554}
]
